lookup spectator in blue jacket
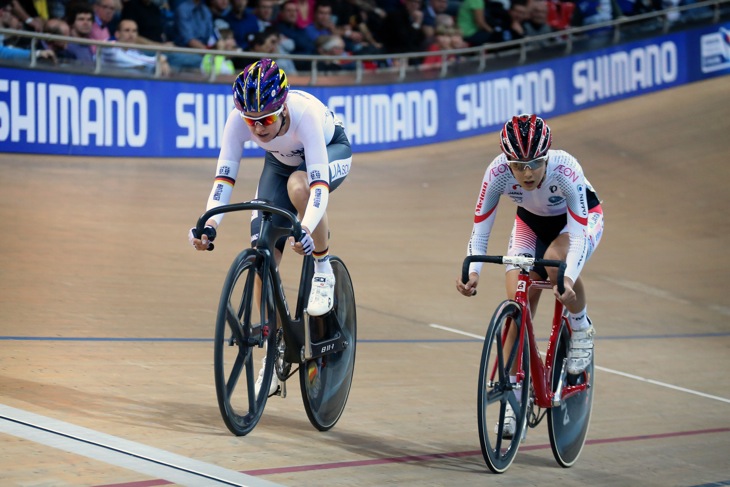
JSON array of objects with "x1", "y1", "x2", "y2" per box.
[
  {"x1": 174, "y1": 0, "x2": 216, "y2": 49},
  {"x1": 224, "y1": 0, "x2": 258, "y2": 49},
  {"x1": 275, "y1": 0, "x2": 315, "y2": 68}
]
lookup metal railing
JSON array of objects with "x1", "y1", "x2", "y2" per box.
[{"x1": 1, "y1": 0, "x2": 727, "y2": 85}]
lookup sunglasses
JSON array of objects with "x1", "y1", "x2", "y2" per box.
[
  {"x1": 508, "y1": 155, "x2": 548, "y2": 172},
  {"x1": 240, "y1": 106, "x2": 284, "y2": 127}
]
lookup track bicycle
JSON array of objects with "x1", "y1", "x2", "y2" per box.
[
  {"x1": 461, "y1": 255, "x2": 594, "y2": 473},
  {"x1": 194, "y1": 199, "x2": 357, "y2": 436}
]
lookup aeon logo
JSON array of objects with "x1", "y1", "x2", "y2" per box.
[{"x1": 700, "y1": 27, "x2": 730, "y2": 73}]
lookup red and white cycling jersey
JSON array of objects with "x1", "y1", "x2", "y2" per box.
[{"x1": 467, "y1": 150, "x2": 603, "y2": 282}]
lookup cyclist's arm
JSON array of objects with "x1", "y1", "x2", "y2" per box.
[
  {"x1": 296, "y1": 110, "x2": 331, "y2": 233},
  {"x1": 466, "y1": 159, "x2": 505, "y2": 276},
  {"x1": 204, "y1": 110, "x2": 248, "y2": 226},
  {"x1": 562, "y1": 164, "x2": 590, "y2": 283}
]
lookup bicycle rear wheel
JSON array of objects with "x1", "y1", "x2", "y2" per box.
[
  {"x1": 547, "y1": 320, "x2": 594, "y2": 467},
  {"x1": 300, "y1": 256, "x2": 357, "y2": 431},
  {"x1": 214, "y1": 249, "x2": 277, "y2": 436},
  {"x1": 477, "y1": 300, "x2": 530, "y2": 474}
]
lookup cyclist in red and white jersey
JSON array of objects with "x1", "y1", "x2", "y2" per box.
[{"x1": 456, "y1": 113, "x2": 604, "y2": 377}]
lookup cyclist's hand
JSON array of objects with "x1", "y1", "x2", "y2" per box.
[
  {"x1": 189, "y1": 225, "x2": 217, "y2": 251},
  {"x1": 456, "y1": 272, "x2": 479, "y2": 297},
  {"x1": 290, "y1": 227, "x2": 314, "y2": 255},
  {"x1": 553, "y1": 277, "x2": 576, "y2": 305}
]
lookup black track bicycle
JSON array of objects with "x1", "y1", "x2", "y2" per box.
[{"x1": 194, "y1": 199, "x2": 357, "y2": 436}]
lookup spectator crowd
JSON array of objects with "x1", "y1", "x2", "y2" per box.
[{"x1": 1, "y1": 0, "x2": 697, "y2": 74}]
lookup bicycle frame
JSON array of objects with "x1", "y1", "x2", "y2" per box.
[
  {"x1": 501, "y1": 270, "x2": 589, "y2": 409},
  {"x1": 462, "y1": 255, "x2": 589, "y2": 410},
  {"x1": 196, "y1": 199, "x2": 348, "y2": 364}
]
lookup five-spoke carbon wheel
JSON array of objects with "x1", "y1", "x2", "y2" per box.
[
  {"x1": 477, "y1": 300, "x2": 530, "y2": 473},
  {"x1": 214, "y1": 249, "x2": 277, "y2": 436}
]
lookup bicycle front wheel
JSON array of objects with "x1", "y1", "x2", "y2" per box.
[
  {"x1": 214, "y1": 249, "x2": 277, "y2": 436},
  {"x1": 547, "y1": 320, "x2": 594, "y2": 467},
  {"x1": 300, "y1": 256, "x2": 357, "y2": 431},
  {"x1": 477, "y1": 300, "x2": 530, "y2": 474}
]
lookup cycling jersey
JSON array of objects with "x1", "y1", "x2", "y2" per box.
[
  {"x1": 206, "y1": 90, "x2": 351, "y2": 236},
  {"x1": 467, "y1": 150, "x2": 603, "y2": 282}
]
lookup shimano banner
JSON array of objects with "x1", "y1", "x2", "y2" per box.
[{"x1": 1, "y1": 22, "x2": 728, "y2": 157}]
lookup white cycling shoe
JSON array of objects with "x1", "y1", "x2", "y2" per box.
[
  {"x1": 495, "y1": 400, "x2": 528, "y2": 440},
  {"x1": 567, "y1": 324, "x2": 595, "y2": 375},
  {"x1": 254, "y1": 357, "x2": 279, "y2": 398},
  {"x1": 306, "y1": 272, "x2": 335, "y2": 316},
  {"x1": 496, "y1": 401, "x2": 518, "y2": 438}
]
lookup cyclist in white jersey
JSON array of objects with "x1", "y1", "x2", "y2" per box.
[
  {"x1": 189, "y1": 58, "x2": 353, "y2": 396},
  {"x1": 455, "y1": 114, "x2": 604, "y2": 435}
]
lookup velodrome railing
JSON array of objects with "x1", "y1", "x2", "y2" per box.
[{"x1": 1, "y1": 0, "x2": 727, "y2": 85}]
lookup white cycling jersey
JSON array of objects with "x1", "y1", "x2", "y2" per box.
[
  {"x1": 206, "y1": 90, "x2": 341, "y2": 232},
  {"x1": 467, "y1": 149, "x2": 600, "y2": 282}
]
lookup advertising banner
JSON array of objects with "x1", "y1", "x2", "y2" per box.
[{"x1": 1, "y1": 22, "x2": 728, "y2": 157}]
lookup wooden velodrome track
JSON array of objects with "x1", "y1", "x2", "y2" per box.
[{"x1": 1, "y1": 76, "x2": 729, "y2": 487}]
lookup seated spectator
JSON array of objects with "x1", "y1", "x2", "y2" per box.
[
  {"x1": 315, "y1": 33, "x2": 355, "y2": 71},
  {"x1": 422, "y1": 0, "x2": 451, "y2": 41},
  {"x1": 102, "y1": 18, "x2": 171, "y2": 75},
  {"x1": 10, "y1": 0, "x2": 44, "y2": 33},
  {"x1": 422, "y1": 24, "x2": 459, "y2": 67},
  {"x1": 457, "y1": 0, "x2": 498, "y2": 46},
  {"x1": 488, "y1": 0, "x2": 529, "y2": 43},
  {"x1": 0, "y1": 42, "x2": 56, "y2": 61},
  {"x1": 208, "y1": 0, "x2": 231, "y2": 22},
  {"x1": 249, "y1": 25, "x2": 297, "y2": 74},
  {"x1": 174, "y1": 0, "x2": 216, "y2": 49},
  {"x1": 572, "y1": 0, "x2": 620, "y2": 28},
  {"x1": 524, "y1": 0, "x2": 554, "y2": 39},
  {"x1": 1, "y1": 0, "x2": 24, "y2": 46},
  {"x1": 121, "y1": 0, "x2": 174, "y2": 44},
  {"x1": 304, "y1": 1, "x2": 336, "y2": 44},
  {"x1": 292, "y1": 0, "x2": 315, "y2": 28},
  {"x1": 253, "y1": 0, "x2": 275, "y2": 31},
  {"x1": 378, "y1": 0, "x2": 426, "y2": 61},
  {"x1": 201, "y1": 20, "x2": 238, "y2": 75},
  {"x1": 614, "y1": 0, "x2": 661, "y2": 16},
  {"x1": 90, "y1": 0, "x2": 118, "y2": 47},
  {"x1": 333, "y1": 0, "x2": 383, "y2": 54},
  {"x1": 545, "y1": 0, "x2": 576, "y2": 31},
  {"x1": 41, "y1": 17, "x2": 78, "y2": 62},
  {"x1": 224, "y1": 0, "x2": 259, "y2": 49},
  {"x1": 375, "y1": 0, "x2": 401, "y2": 15},
  {"x1": 65, "y1": 1, "x2": 95, "y2": 65},
  {"x1": 276, "y1": 1, "x2": 315, "y2": 53}
]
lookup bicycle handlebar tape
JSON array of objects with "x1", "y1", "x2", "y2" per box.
[{"x1": 557, "y1": 262, "x2": 566, "y2": 295}]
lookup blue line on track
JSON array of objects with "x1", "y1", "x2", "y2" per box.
[{"x1": 1, "y1": 332, "x2": 729, "y2": 342}]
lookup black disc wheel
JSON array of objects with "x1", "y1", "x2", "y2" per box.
[
  {"x1": 300, "y1": 256, "x2": 357, "y2": 431},
  {"x1": 547, "y1": 320, "x2": 594, "y2": 467},
  {"x1": 214, "y1": 250, "x2": 277, "y2": 436},
  {"x1": 477, "y1": 300, "x2": 530, "y2": 474}
]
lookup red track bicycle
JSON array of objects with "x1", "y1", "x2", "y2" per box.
[{"x1": 461, "y1": 255, "x2": 594, "y2": 473}]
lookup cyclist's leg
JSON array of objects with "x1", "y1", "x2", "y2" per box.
[
  {"x1": 251, "y1": 153, "x2": 299, "y2": 267},
  {"x1": 505, "y1": 212, "x2": 547, "y2": 314},
  {"x1": 543, "y1": 233, "x2": 586, "y2": 314},
  {"x1": 544, "y1": 206, "x2": 604, "y2": 374},
  {"x1": 250, "y1": 155, "x2": 297, "y2": 394},
  {"x1": 543, "y1": 203, "x2": 605, "y2": 315}
]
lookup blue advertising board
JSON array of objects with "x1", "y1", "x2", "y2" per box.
[{"x1": 1, "y1": 22, "x2": 728, "y2": 157}]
